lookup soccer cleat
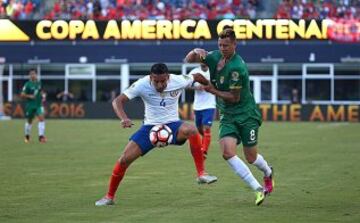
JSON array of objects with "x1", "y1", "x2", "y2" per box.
[
  {"x1": 24, "y1": 135, "x2": 30, "y2": 143},
  {"x1": 39, "y1": 135, "x2": 47, "y2": 143},
  {"x1": 197, "y1": 174, "x2": 218, "y2": 184},
  {"x1": 264, "y1": 167, "x2": 274, "y2": 195},
  {"x1": 95, "y1": 197, "x2": 115, "y2": 206},
  {"x1": 255, "y1": 190, "x2": 266, "y2": 206}
]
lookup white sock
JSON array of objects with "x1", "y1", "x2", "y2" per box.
[
  {"x1": 252, "y1": 154, "x2": 272, "y2": 177},
  {"x1": 227, "y1": 156, "x2": 262, "y2": 191},
  {"x1": 38, "y1": 121, "x2": 45, "y2": 136},
  {"x1": 25, "y1": 123, "x2": 32, "y2": 135}
]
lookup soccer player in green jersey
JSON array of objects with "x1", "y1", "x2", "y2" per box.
[
  {"x1": 184, "y1": 28, "x2": 274, "y2": 206},
  {"x1": 21, "y1": 69, "x2": 47, "y2": 143}
]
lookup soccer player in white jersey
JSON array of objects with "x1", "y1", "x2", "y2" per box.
[
  {"x1": 95, "y1": 63, "x2": 218, "y2": 206},
  {"x1": 188, "y1": 64, "x2": 216, "y2": 158}
]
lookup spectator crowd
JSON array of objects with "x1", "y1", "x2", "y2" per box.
[
  {"x1": 41, "y1": 0, "x2": 262, "y2": 20},
  {"x1": 275, "y1": 0, "x2": 360, "y2": 20},
  {"x1": 0, "y1": 0, "x2": 39, "y2": 19},
  {"x1": 0, "y1": 0, "x2": 359, "y2": 20}
]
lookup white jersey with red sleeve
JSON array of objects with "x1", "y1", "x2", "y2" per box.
[{"x1": 123, "y1": 74, "x2": 194, "y2": 125}]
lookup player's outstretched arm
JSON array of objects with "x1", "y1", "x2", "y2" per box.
[
  {"x1": 187, "y1": 85, "x2": 205, "y2": 91},
  {"x1": 112, "y1": 94, "x2": 133, "y2": 128},
  {"x1": 192, "y1": 73, "x2": 210, "y2": 86},
  {"x1": 204, "y1": 85, "x2": 241, "y2": 103},
  {"x1": 184, "y1": 48, "x2": 208, "y2": 63}
]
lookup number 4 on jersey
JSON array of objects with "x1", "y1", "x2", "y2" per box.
[{"x1": 160, "y1": 99, "x2": 166, "y2": 107}]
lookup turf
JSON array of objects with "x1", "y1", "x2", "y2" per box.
[{"x1": 0, "y1": 120, "x2": 359, "y2": 223}]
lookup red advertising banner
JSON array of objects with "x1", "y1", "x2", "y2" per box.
[{"x1": 327, "y1": 18, "x2": 360, "y2": 42}]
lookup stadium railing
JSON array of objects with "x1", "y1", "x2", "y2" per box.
[{"x1": 0, "y1": 62, "x2": 359, "y2": 105}]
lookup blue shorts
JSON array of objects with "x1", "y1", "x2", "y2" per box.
[
  {"x1": 194, "y1": 109, "x2": 215, "y2": 128},
  {"x1": 130, "y1": 121, "x2": 186, "y2": 155}
]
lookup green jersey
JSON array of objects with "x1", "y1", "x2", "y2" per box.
[
  {"x1": 22, "y1": 80, "x2": 42, "y2": 108},
  {"x1": 203, "y1": 50, "x2": 261, "y2": 123}
]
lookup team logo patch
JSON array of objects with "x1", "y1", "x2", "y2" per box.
[
  {"x1": 220, "y1": 76, "x2": 225, "y2": 84},
  {"x1": 231, "y1": 71, "x2": 240, "y2": 81},
  {"x1": 170, "y1": 90, "x2": 180, "y2": 97}
]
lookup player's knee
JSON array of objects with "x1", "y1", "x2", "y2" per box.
[
  {"x1": 197, "y1": 127, "x2": 203, "y2": 135},
  {"x1": 118, "y1": 155, "x2": 130, "y2": 168},
  {"x1": 203, "y1": 125, "x2": 211, "y2": 131},
  {"x1": 245, "y1": 154, "x2": 256, "y2": 164},
  {"x1": 184, "y1": 125, "x2": 198, "y2": 137},
  {"x1": 222, "y1": 151, "x2": 236, "y2": 160}
]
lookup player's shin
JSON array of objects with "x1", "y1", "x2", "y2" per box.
[
  {"x1": 25, "y1": 122, "x2": 32, "y2": 135},
  {"x1": 202, "y1": 128, "x2": 211, "y2": 154},
  {"x1": 227, "y1": 156, "x2": 262, "y2": 191},
  {"x1": 38, "y1": 121, "x2": 45, "y2": 136},
  {"x1": 252, "y1": 154, "x2": 272, "y2": 177},
  {"x1": 106, "y1": 161, "x2": 128, "y2": 199},
  {"x1": 188, "y1": 133, "x2": 205, "y2": 177}
]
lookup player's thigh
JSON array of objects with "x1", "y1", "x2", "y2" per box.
[
  {"x1": 219, "y1": 120, "x2": 241, "y2": 145},
  {"x1": 239, "y1": 118, "x2": 260, "y2": 147},
  {"x1": 25, "y1": 107, "x2": 36, "y2": 120},
  {"x1": 240, "y1": 119, "x2": 260, "y2": 163},
  {"x1": 129, "y1": 125, "x2": 155, "y2": 156},
  {"x1": 219, "y1": 136, "x2": 238, "y2": 159},
  {"x1": 174, "y1": 121, "x2": 197, "y2": 144},
  {"x1": 36, "y1": 106, "x2": 45, "y2": 121}
]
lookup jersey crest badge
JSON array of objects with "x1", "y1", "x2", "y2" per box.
[
  {"x1": 170, "y1": 90, "x2": 180, "y2": 97},
  {"x1": 220, "y1": 76, "x2": 225, "y2": 84},
  {"x1": 231, "y1": 71, "x2": 239, "y2": 81}
]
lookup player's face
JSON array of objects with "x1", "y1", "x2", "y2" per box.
[
  {"x1": 29, "y1": 71, "x2": 37, "y2": 81},
  {"x1": 150, "y1": 73, "x2": 169, "y2": 92},
  {"x1": 218, "y1": 37, "x2": 236, "y2": 59}
]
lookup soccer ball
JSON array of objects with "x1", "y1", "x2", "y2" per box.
[{"x1": 149, "y1": 124, "x2": 173, "y2": 147}]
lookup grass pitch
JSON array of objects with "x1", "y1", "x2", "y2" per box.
[{"x1": 0, "y1": 120, "x2": 359, "y2": 223}]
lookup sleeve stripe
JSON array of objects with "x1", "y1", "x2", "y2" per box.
[{"x1": 229, "y1": 86, "x2": 242, "y2": 89}]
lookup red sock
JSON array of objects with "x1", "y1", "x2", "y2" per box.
[
  {"x1": 188, "y1": 133, "x2": 205, "y2": 177},
  {"x1": 106, "y1": 161, "x2": 128, "y2": 199},
  {"x1": 202, "y1": 128, "x2": 211, "y2": 154}
]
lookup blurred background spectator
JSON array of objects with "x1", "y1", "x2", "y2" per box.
[
  {"x1": 274, "y1": 0, "x2": 359, "y2": 20},
  {"x1": 56, "y1": 90, "x2": 75, "y2": 102}
]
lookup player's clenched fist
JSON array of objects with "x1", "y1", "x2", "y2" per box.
[{"x1": 121, "y1": 118, "x2": 133, "y2": 128}]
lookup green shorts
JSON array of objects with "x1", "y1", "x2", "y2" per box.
[
  {"x1": 219, "y1": 117, "x2": 260, "y2": 147},
  {"x1": 25, "y1": 106, "x2": 44, "y2": 119}
]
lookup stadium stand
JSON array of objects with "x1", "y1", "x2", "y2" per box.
[
  {"x1": 1, "y1": 0, "x2": 359, "y2": 20},
  {"x1": 274, "y1": 0, "x2": 360, "y2": 19},
  {"x1": 1, "y1": 0, "x2": 265, "y2": 20}
]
